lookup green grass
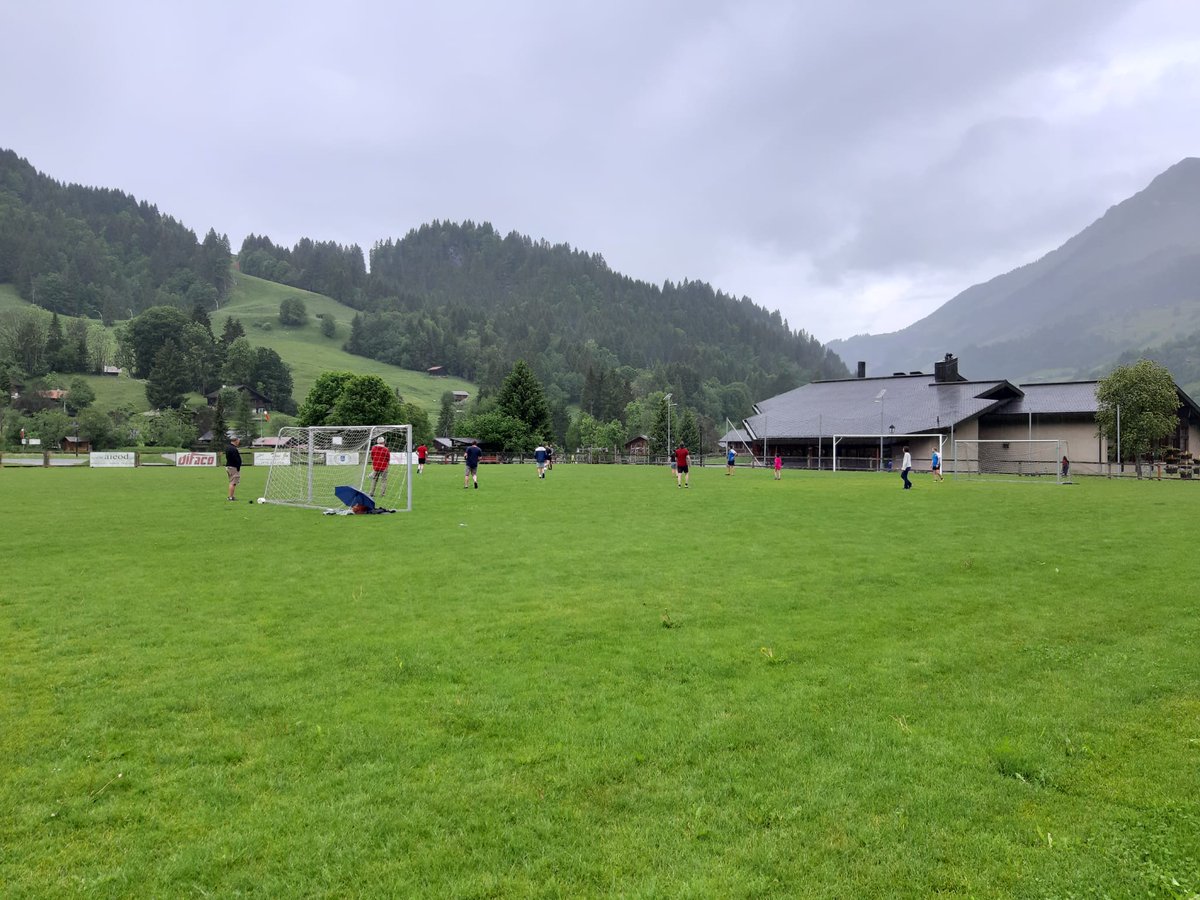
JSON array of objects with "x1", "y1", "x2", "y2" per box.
[
  {"x1": 0, "y1": 282, "x2": 28, "y2": 312},
  {"x1": 221, "y1": 273, "x2": 475, "y2": 407},
  {"x1": 2, "y1": 466, "x2": 1198, "y2": 897}
]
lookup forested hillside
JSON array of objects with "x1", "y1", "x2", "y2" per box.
[
  {"x1": 0, "y1": 150, "x2": 232, "y2": 321},
  {"x1": 241, "y1": 221, "x2": 847, "y2": 425},
  {"x1": 830, "y1": 158, "x2": 1200, "y2": 383}
]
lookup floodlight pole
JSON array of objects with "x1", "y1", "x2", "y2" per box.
[
  {"x1": 665, "y1": 393, "x2": 673, "y2": 464},
  {"x1": 1116, "y1": 404, "x2": 1121, "y2": 475},
  {"x1": 874, "y1": 389, "x2": 887, "y2": 472}
]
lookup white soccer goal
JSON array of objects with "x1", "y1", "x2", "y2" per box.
[
  {"x1": 831, "y1": 434, "x2": 944, "y2": 472},
  {"x1": 952, "y1": 439, "x2": 1068, "y2": 483},
  {"x1": 261, "y1": 425, "x2": 413, "y2": 511}
]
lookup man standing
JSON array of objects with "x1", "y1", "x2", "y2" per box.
[
  {"x1": 726, "y1": 446, "x2": 737, "y2": 475},
  {"x1": 901, "y1": 445, "x2": 913, "y2": 490},
  {"x1": 369, "y1": 436, "x2": 390, "y2": 497},
  {"x1": 416, "y1": 442, "x2": 427, "y2": 475},
  {"x1": 534, "y1": 443, "x2": 548, "y2": 478},
  {"x1": 464, "y1": 440, "x2": 482, "y2": 489},
  {"x1": 674, "y1": 443, "x2": 690, "y2": 489},
  {"x1": 931, "y1": 446, "x2": 943, "y2": 482},
  {"x1": 224, "y1": 436, "x2": 242, "y2": 501}
]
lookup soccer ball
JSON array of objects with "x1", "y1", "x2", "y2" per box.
[{"x1": 257, "y1": 497, "x2": 266, "y2": 504}]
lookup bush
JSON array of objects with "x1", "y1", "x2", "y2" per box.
[{"x1": 279, "y1": 297, "x2": 308, "y2": 327}]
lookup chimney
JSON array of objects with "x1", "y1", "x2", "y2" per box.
[
  {"x1": 934, "y1": 353, "x2": 959, "y2": 383},
  {"x1": 856, "y1": 361, "x2": 866, "y2": 379}
]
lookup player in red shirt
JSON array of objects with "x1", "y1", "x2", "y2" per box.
[
  {"x1": 369, "y1": 437, "x2": 391, "y2": 497},
  {"x1": 674, "y1": 444, "x2": 690, "y2": 488},
  {"x1": 416, "y1": 443, "x2": 427, "y2": 474}
]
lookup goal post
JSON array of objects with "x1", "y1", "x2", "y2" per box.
[
  {"x1": 261, "y1": 425, "x2": 413, "y2": 511},
  {"x1": 830, "y1": 433, "x2": 945, "y2": 472},
  {"x1": 952, "y1": 438, "x2": 1067, "y2": 483}
]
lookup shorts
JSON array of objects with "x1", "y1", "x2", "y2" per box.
[
  {"x1": 465, "y1": 463, "x2": 478, "y2": 474},
  {"x1": 677, "y1": 464, "x2": 689, "y2": 474},
  {"x1": 418, "y1": 457, "x2": 426, "y2": 465},
  {"x1": 226, "y1": 466, "x2": 241, "y2": 485}
]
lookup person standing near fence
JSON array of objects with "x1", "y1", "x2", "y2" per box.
[
  {"x1": 774, "y1": 452, "x2": 782, "y2": 480},
  {"x1": 901, "y1": 445, "x2": 913, "y2": 490},
  {"x1": 931, "y1": 446, "x2": 943, "y2": 482},
  {"x1": 726, "y1": 446, "x2": 737, "y2": 475},
  {"x1": 224, "y1": 436, "x2": 242, "y2": 501}
]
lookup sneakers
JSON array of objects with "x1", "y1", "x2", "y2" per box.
[{"x1": 474, "y1": 482, "x2": 478, "y2": 489}]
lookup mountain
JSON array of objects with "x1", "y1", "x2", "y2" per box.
[
  {"x1": 829, "y1": 158, "x2": 1200, "y2": 383},
  {"x1": 0, "y1": 149, "x2": 233, "y2": 320},
  {"x1": 240, "y1": 221, "x2": 849, "y2": 416}
]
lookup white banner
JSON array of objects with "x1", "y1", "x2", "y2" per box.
[
  {"x1": 255, "y1": 452, "x2": 291, "y2": 466},
  {"x1": 175, "y1": 452, "x2": 218, "y2": 467},
  {"x1": 90, "y1": 452, "x2": 136, "y2": 468},
  {"x1": 325, "y1": 451, "x2": 360, "y2": 466}
]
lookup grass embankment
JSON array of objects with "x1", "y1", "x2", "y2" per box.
[{"x1": 2, "y1": 465, "x2": 1197, "y2": 897}]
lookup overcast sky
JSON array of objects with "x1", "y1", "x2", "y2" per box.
[{"x1": 3, "y1": 1, "x2": 1199, "y2": 343}]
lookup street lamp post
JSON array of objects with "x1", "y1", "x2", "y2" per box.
[
  {"x1": 874, "y1": 389, "x2": 887, "y2": 471},
  {"x1": 664, "y1": 393, "x2": 673, "y2": 464}
]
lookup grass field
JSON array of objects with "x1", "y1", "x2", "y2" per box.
[{"x1": 2, "y1": 465, "x2": 1198, "y2": 897}]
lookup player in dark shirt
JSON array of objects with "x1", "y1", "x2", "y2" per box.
[
  {"x1": 464, "y1": 441, "x2": 482, "y2": 489},
  {"x1": 225, "y1": 437, "x2": 242, "y2": 501}
]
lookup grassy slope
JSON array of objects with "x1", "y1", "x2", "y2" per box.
[
  {"x1": 219, "y1": 273, "x2": 475, "y2": 407},
  {"x1": 0, "y1": 278, "x2": 475, "y2": 414},
  {"x1": 1, "y1": 464, "x2": 1197, "y2": 897}
]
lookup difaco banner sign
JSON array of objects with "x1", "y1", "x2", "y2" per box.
[
  {"x1": 175, "y1": 452, "x2": 218, "y2": 467},
  {"x1": 90, "y1": 452, "x2": 136, "y2": 468}
]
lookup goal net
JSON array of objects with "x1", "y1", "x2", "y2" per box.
[
  {"x1": 261, "y1": 425, "x2": 413, "y2": 511},
  {"x1": 952, "y1": 439, "x2": 1067, "y2": 483}
]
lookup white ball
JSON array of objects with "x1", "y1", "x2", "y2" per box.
[{"x1": 257, "y1": 497, "x2": 266, "y2": 504}]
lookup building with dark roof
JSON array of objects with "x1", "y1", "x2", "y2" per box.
[{"x1": 742, "y1": 354, "x2": 1200, "y2": 476}]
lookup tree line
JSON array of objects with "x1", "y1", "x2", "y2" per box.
[
  {"x1": 240, "y1": 220, "x2": 848, "y2": 449},
  {"x1": 0, "y1": 149, "x2": 233, "y2": 322}
]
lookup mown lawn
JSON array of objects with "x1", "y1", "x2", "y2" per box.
[{"x1": 1, "y1": 464, "x2": 1197, "y2": 897}]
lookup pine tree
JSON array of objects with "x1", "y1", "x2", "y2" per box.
[
  {"x1": 496, "y1": 360, "x2": 551, "y2": 441},
  {"x1": 145, "y1": 339, "x2": 190, "y2": 409},
  {"x1": 220, "y1": 316, "x2": 245, "y2": 346},
  {"x1": 436, "y1": 391, "x2": 456, "y2": 438}
]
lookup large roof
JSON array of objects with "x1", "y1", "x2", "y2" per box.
[
  {"x1": 745, "y1": 374, "x2": 1020, "y2": 439},
  {"x1": 1005, "y1": 382, "x2": 1100, "y2": 415}
]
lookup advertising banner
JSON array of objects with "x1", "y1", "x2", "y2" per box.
[
  {"x1": 175, "y1": 452, "x2": 218, "y2": 467},
  {"x1": 325, "y1": 451, "x2": 361, "y2": 466},
  {"x1": 254, "y1": 452, "x2": 291, "y2": 467},
  {"x1": 90, "y1": 452, "x2": 136, "y2": 468}
]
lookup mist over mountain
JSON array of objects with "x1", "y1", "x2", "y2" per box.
[{"x1": 829, "y1": 158, "x2": 1200, "y2": 387}]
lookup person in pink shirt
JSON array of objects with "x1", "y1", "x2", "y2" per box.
[{"x1": 773, "y1": 452, "x2": 782, "y2": 480}]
